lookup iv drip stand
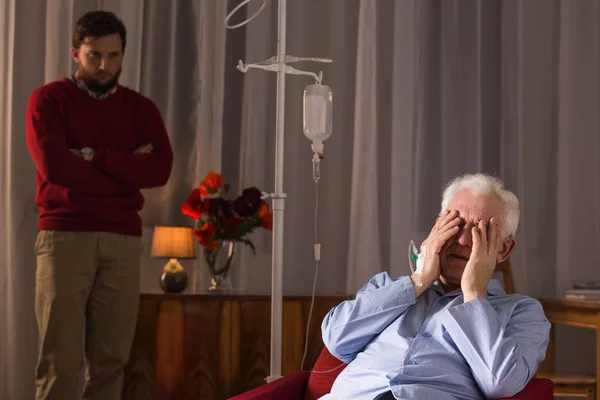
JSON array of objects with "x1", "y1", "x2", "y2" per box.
[
  {"x1": 226, "y1": 0, "x2": 332, "y2": 382},
  {"x1": 269, "y1": 0, "x2": 287, "y2": 382}
]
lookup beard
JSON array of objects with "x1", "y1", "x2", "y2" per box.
[{"x1": 77, "y1": 65, "x2": 122, "y2": 93}]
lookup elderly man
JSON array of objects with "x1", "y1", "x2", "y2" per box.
[{"x1": 321, "y1": 174, "x2": 550, "y2": 400}]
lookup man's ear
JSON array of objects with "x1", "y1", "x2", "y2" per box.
[
  {"x1": 497, "y1": 237, "x2": 516, "y2": 263},
  {"x1": 71, "y1": 47, "x2": 80, "y2": 63}
]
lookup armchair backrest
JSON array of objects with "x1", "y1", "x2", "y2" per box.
[
  {"x1": 496, "y1": 258, "x2": 515, "y2": 294},
  {"x1": 304, "y1": 346, "x2": 347, "y2": 400}
]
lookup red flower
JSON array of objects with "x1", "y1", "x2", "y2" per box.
[
  {"x1": 258, "y1": 201, "x2": 273, "y2": 231},
  {"x1": 196, "y1": 234, "x2": 219, "y2": 250},
  {"x1": 227, "y1": 217, "x2": 243, "y2": 227},
  {"x1": 261, "y1": 213, "x2": 273, "y2": 231},
  {"x1": 199, "y1": 171, "x2": 223, "y2": 197},
  {"x1": 193, "y1": 223, "x2": 219, "y2": 250},
  {"x1": 200, "y1": 223, "x2": 218, "y2": 235},
  {"x1": 233, "y1": 187, "x2": 262, "y2": 216},
  {"x1": 182, "y1": 189, "x2": 210, "y2": 219},
  {"x1": 183, "y1": 172, "x2": 274, "y2": 253},
  {"x1": 209, "y1": 197, "x2": 233, "y2": 221}
]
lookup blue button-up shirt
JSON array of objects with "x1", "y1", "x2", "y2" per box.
[{"x1": 321, "y1": 273, "x2": 550, "y2": 400}]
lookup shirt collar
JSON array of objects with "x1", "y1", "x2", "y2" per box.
[
  {"x1": 431, "y1": 279, "x2": 507, "y2": 297},
  {"x1": 68, "y1": 71, "x2": 118, "y2": 100}
]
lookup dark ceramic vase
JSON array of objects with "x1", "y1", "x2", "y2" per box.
[{"x1": 159, "y1": 268, "x2": 188, "y2": 293}]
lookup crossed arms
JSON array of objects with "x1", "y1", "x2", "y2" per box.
[{"x1": 25, "y1": 89, "x2": 173, "y2": 195}]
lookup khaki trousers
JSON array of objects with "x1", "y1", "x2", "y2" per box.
[{"x1": 34, "y1": 230, "x2": 142, "y2": 400}]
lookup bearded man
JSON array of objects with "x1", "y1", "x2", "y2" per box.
[{"x1": 25, "y1": 11, "x2": 173, "y2": 400}]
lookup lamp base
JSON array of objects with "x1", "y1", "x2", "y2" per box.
[{"x1": 159, "y1": 258, "x2": 188, "y2": 293}]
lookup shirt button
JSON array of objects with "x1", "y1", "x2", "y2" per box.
[
  {"x1": 422, "y1": 332, "x2": 432, "y2": 338},
  {"x1": 407, "y1": 359, "x2": 417, "y2": 365}
]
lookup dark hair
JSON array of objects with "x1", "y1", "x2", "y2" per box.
[{"x1": 72, "y1": 11, "x2": 127, "y2": 51}]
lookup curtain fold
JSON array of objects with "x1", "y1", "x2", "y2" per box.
[{"x1": 347, "y1": 0, "x2": 381, "y2": 291}]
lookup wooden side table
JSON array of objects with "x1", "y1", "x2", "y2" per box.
[
  {"x1": 538, "y1": 297, "x2": 600, "y2": 399},
  {"x1": 122, "y1": 290, "x2": 350, "y2": 400}
]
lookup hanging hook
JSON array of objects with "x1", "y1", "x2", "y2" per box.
[{"x1": 225, "y1": 0, "x2": 270, "y2": 29}]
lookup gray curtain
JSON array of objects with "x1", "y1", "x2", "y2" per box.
[{"x1": 1, "y1": 0, "x2": 599, "y2": 398}]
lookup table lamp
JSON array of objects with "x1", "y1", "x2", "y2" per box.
[{"x1": 151, "y1": 225, "x2": 196, "y2": 293}]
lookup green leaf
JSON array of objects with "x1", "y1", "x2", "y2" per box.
[{"x1": 239, "y1": 238, "x2": 256, "y2": 254}]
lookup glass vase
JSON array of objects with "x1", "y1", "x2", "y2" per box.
[{"x1": 204, "y1": 240, "x2": 236, "y2": 291}]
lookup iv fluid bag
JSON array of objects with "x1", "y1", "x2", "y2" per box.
[{"x1": 303, "y1": 84, "x2": 333, "y2": 142}]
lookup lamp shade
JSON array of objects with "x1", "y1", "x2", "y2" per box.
[{"x1": 151, "y1": 226, "x2": 196, "y2": 259}]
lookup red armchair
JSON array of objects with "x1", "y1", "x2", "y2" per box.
[{"x1": 229, "y1": 347, "x2": 553, "y2": 400}]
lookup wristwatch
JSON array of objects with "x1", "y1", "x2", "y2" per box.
[{"x1": 80, "y1": 147, "x2": 95, "y2": 162}]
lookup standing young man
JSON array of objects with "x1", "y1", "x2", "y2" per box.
[{"x1": 25, "y1": 11, "x2": 173, "y2": 400}]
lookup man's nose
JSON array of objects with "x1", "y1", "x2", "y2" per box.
[
  {"x1": 98, "y1": 58, "x2": 107, "y2": 71},
  {"x1": 456, "y1": 223, "x2": 473, "y2": 247}
]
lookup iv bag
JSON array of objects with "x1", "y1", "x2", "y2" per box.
[{"x1": 303, "y1": 84, "x2": 333, "y2": 143}]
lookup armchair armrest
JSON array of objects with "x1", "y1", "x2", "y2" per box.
[
  {"x1": 228, "y1": 373, "x2": 553, "y2": 400},
  {"x1": 499, "y1": 378, "x2": 554, "y2": 400},
  {"x1": 228, "y1": 370, "x2": 310, "y2": 400}
]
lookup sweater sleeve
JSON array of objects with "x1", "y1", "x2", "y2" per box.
[
  {"x1": 25, "y1": 88, "x2": 135, "y2": 195},
  {"x1": 90, "y1": 99, "x2": 173, "y2": 189}
]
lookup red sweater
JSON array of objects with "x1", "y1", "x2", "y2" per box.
[{"x1": 25, "y1": 78, "x2": 173, "y2": 236}]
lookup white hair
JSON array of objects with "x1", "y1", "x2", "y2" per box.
[{"x1": 440, "y1": 173, "x2": 520, "y2": 239}]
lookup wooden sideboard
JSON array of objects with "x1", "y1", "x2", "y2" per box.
[
  {"x1": 122, "y1": 291, "x2": 350, "y2": 400},
  {"x1": 538, "y1": 297, "x2": 600, "y2": 399}
]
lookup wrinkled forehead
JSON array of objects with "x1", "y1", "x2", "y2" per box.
[
  {"x1": 79, "y1": 34, "x2": 122, "y2": 53},
  {"x1": 446, "y1": 190, "x2": 504, "y2": 224}
]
